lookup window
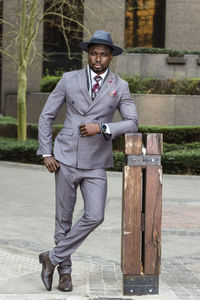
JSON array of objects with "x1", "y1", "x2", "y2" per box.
[
  {"x1": 43, "y1": 0, "x2": 84, "y2": 75},
  {"x1": 125, "y1": 0, "x2": 166, "y2": 48}
]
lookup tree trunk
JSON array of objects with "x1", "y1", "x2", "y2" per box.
[{"x1": 17, "y1": 64, "x2": 27, "y2": 141}]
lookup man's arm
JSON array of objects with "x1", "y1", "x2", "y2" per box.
[
  {"x1": 79, "y1": 82, "x2": 137, "y2": 139},
  {"x1": 37, "y1": 75, "x2": 66, "y2": 156},
  {"x1": 106, "y1": 82, "x2": 138, "y2": 139}
]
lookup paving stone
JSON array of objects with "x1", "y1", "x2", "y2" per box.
[{"x1": 0, "y1": 162, "x2": 200, "y2": 300}]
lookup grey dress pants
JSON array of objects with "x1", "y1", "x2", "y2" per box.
[{"x1": 49, "y1": 162, "x2": 107, "y2": 274}]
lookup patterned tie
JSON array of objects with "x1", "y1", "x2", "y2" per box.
[{"x1": 92, "y1": 75, "x2": 102, "y2": 100}]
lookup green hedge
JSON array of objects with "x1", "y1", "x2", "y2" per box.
[
  {"x1": 123, "y1": 77, "x2": 200, "y2": 95},
  {"x1": 40, "y1": 75, "x2": 62, "y2": 93},
  {"x1": 0, "y1": 116, "x2": 18, "y2": 124},
  {"x1": 0, "y1": 120, "x2": 62, "y2": 140},
  {"x1": 162, "y1": 149, "x2": 200, "y2": 175},
  {"x1": 0, "y1": 137, "x2": 124, "y2": 170},
  {"x1": 1, "y1": 117, "x2": 200, "y2": 145},
  {"x1": 163, "y1": 142, "x2": 200, "y2": 152},
  {"x1": 110, "y1": 148, "x2": 200, "y2": 175},
  {"x1": 138, "y1": 126, "x2": 200, "y2": 144},
  {"x1": 1, "y1": 138, "x2": 199, "y2": 174},
  {"x1": 40, "y1": 75, "x2": 200, "y2": 95},
  {"x1": 0, "y1": 137, "x2": 42, "y2": 164},
  {"x1": 124, "y1": 47, "x2": 200, "y2": 56}
]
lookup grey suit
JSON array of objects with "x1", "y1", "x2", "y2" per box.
[{"x1": 37, "y1": 67, "x2": 138, "y2": 273}]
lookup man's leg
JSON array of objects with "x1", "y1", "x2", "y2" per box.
[
  {"x1": 54, "y1": 163, "x2": 78, "y2": 275},
  {"x1": 49, "y1": 168, "x2": 107, "y2": 266}
]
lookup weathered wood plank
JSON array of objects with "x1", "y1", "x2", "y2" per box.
[
  {"x1": 145, "y1": 133, "x2": 163, "y2": 155},
  {"x1": 121, "y1": 165, "x2": 142, "y2": 274},
  {"x1": 124, "y1": 133, "x2": 142, "y2": 155},
  {"x1": 144, "y1": 166, "x2": 162, "y2": 274}
]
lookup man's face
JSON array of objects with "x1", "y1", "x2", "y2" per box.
[{"x1": 88, "y1": 44, "x2": 113, "y2": 74}]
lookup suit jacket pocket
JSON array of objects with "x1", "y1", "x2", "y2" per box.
[{"x1": 60, "y1": 128, "x2": 74, "y2": 135}]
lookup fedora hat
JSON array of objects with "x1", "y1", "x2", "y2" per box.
[{"x1": 79, "y1": 30, "x2": 123, "y2": 56}]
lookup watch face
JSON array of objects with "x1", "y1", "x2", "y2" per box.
[{"x1": 101, "y1": 124, "x2": 107, "y2": 133}]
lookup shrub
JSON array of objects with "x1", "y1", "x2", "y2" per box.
[
  {"x1": 40, "y1": 75, "x2": 200, "y2": 95},
  {"x1": 40, "y1": 75, "x2": 62, "y2": 92},
  {"x1": 111, "y1": 148, "x2": 200, "y2": 175},
  {"x1": 124, "y1": 47, "x2": 200, "y2": 56},
  {"x1": 163, "y1": 142, "x2": 200, "y2": 152},
  {"x1": 162, "y1": 149, "x2": 200, "y2": 175},
  {"x1": 1, "y1": 117, "x2": 200, "y2": 146},
  {"x1": 111, "y1": 151, "x2": 125, "y2": 171},
  {"x1": 139, "y1": 126, "x2": 200, "y2": 144},
  {"x1": 1, "y1": 137, "x2": 200, "y2": 174},
  {"x1": 0, "y1": 137, "x2": 42, "y2": 164},
  {"x1": 0, "y1": 116, "x2": 17, "y2": 124},
  {"x1": 121, "y1": 77, "x2": 200, "y2": 95}
]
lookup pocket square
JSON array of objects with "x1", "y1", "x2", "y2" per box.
[{"x1": 109, "y1": 90, "x2": 117, "y2": 96}]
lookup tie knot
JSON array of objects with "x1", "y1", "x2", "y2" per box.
[{"x1": 94, "y1": 75, "x2": 101, "y2": 83}]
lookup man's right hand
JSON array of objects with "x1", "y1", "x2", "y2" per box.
[{"x1": 44, "y1": 156, "x2": 60, "y2": 173}]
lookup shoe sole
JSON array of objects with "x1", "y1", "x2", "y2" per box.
[{"x1": 57, "y1": 286, "x2": 73, "y2": 292}]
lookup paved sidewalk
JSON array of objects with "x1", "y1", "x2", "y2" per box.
[{"x1": 0, "y1": 161, "x2": 200, "y2": 300}]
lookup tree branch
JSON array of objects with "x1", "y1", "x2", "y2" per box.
[
  {"x1": 19, "y1": 0, "x2": 27, "y2": 64},
  {"x1": 0, "y1": 19, "x2": 19, "y2": 34},
  {"x1": 0, "y1": 47, "x2": 18, "y2": 65},
  {"x1": 43, "y1": 11, "x2": 91, "y2": 38}
]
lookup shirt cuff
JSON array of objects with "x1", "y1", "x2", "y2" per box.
[
  {"x1": 43, "y1": 154, "x2": 52, "y2": 157},
  {"x1": 105, "y1": 124, "x2": 111, "y2": 134}
]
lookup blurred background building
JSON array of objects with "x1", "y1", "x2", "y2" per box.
[{"x1": 1, "y1": 0, "x2": 200, "y2": 112}]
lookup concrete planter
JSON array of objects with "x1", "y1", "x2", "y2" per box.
[
  {"x1": 166, "y1": 56, "x2": 186, "y2": 64},
  {"x1": 4, "y1": 93, "x2": 200, "y2": 126},
  {"x1": 114, "y1": 53, "x2": 200, "y2": 79},
  {"x1": 133, "y1": 94, "x2": 200, "y2": 126}
]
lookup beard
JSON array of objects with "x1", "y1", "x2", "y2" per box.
[{"x1": 90, "y1": 63, "x2": 108, "y2": 74}]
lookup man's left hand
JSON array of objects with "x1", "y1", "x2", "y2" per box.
[{"x1": 80, "y1": 123, "x2": 100, "y2": 137}]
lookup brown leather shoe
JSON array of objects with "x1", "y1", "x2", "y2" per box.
[
  {"x1": 57, "y1": 273, "x2": 73, "y2": 292},
  {"x1": 39, "y1": 251, "x2": 55, "y2": 291}
]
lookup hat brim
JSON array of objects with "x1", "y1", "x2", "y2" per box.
[{"x1": 79, "y1": 39, "x2": 123, "y2": 56}]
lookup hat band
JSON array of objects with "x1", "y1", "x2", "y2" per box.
[{"x1": 88, "y1": 38, "x2": 114, "y2": 48}]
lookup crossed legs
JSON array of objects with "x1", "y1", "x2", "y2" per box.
[{"x1": 41, "y1": 163, "x2": 107, "y2": 290}]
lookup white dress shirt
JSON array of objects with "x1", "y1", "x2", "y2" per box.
[{"x1": 88, "y1": 65, "x2": 111, "y2": 135}]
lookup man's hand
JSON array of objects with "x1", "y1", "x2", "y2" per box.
[
  {"x1": 44, "y1": 156, "x2": 60, "y2": 173},
  {"x1": 80, "y1": 123, "x2": 100, "y2": 137}
]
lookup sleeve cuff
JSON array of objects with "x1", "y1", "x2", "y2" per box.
[{"x1": 105, "y1": 123, "x2": 111, "y2": 134}]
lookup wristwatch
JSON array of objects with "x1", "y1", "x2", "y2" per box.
[{"x1": 99, "y1": 123, "x2": 107, "y2": 134}]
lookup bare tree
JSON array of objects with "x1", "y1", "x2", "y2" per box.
[{"x1": 0, "y1": 0, "x2": 91, "y2": 141}]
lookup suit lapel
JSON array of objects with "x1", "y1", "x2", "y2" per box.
[
  {"x1": 76, "y1": 68, "x2": 92, "y2": 105},
  {"x1": 86, "y1": 72, "x2": 115, "y2": 112}
]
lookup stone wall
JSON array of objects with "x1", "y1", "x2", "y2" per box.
[
  {"x1": 165, "y1": 0, "x2": 200, "y2": 50},
  {"x1": 4, "y1": 93, "x2": 200, "y2": 127},
  {"x1": 114, "y1": 54, "x2": 200, "y2": 79}
]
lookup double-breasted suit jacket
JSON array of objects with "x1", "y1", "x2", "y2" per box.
[{"x1": 37, "y1": 68, "x2": 138, "y2": 169}]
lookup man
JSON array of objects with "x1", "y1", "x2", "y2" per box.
[{"x1": 37, "y1": 30, "x2": 138, "y2": 292}]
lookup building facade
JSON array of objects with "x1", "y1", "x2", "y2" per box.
[{"x1": 1, "y1": 0, "x2": 200, "y2": 114}]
